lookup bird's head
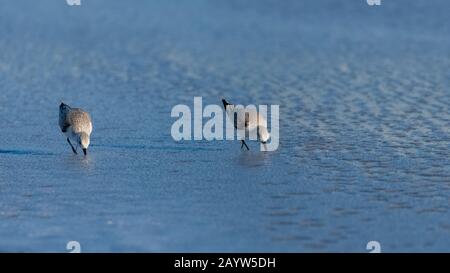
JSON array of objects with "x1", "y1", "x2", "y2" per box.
[
  {"x1": 258, "y1": 126, "x2": 270, "y2": 144},
  {"x1": 79, "y1": 133, "x2": 90, "y2": 155}
]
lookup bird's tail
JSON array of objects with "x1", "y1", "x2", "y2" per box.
[
  {"x1": 60, "y1": 101, "x2": 71, "y2": 109},
  {"x1": 222, "y1": 98, "x2": 231, "y2": 109}
]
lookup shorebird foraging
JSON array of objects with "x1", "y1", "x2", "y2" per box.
[
  {"x1": 59, "y1": 102, "x2": 93, "y2": 156},
  {"x1": 222, "y1": 98, "x2": 270, "y2": 151}
]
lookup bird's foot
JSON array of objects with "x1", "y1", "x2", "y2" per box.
[{"x1": 241, "y1": 141, "x2": 250, "y2": 150}]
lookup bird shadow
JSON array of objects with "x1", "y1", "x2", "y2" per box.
[{"x1": 0, "y1": 149, "x2": 55, "y2": 156}]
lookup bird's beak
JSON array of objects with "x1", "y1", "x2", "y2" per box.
[
  {"x1": 83, "y1": 148, "x2": 87, "y2": 156},
  {"x1": 261, "y1": 142, "x2": 268, "y2": 151}
]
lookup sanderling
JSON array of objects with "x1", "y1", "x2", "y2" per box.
[
  {"x1": 222, "y1": 98, "x2": 270, "y2": 151},
  {"x1": 59, "y1": 102, "x2": 93, "y2": 156}
]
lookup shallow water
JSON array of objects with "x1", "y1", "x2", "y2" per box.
[{"x1": 0, "y1": 0, "x2": 449, "y2": 252}]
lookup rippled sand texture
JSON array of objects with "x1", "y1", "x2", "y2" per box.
[{"x1": 0, "y1": 0, "x2": 449, "y2": 252}]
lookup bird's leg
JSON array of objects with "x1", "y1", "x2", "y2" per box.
[
  {"x1": 241, "y1": 140, "x2": 250, "y2": 150},
  {"x1": 67, "y1": 138, "x2": 78, "y2": 154}
]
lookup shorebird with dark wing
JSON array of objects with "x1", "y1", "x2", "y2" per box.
[
  {"x1": 222, "y1": 98, "x2": 270, "y2": 151},
  {"x1": 59, "y1": 102, "x2": 93, "y2": 156}
]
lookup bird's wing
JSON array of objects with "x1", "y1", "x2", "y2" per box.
[
  {"x1": 69, "y1": 109, "x2": 92, "y2": 134},
  {"x1": 232, "y1": 110, "x2": 249, "y2": 130},
  {"x1": 225, "y1": 106, "x2": 244, "y2": 130},
  {"x1": 240, "y1": 109, "x2": 258, "y2": 130}
]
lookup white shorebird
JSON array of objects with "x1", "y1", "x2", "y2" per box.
[
  {"x1": 222, "y1": 98, "x2": 270, "y2": 151},
  {"x1": 59, "y1": 102, "x2": 93, "y2": 156}
]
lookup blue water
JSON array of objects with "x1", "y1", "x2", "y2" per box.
[{"x1": 0, "y1": 0, "x2": 449, "y2": 252}]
